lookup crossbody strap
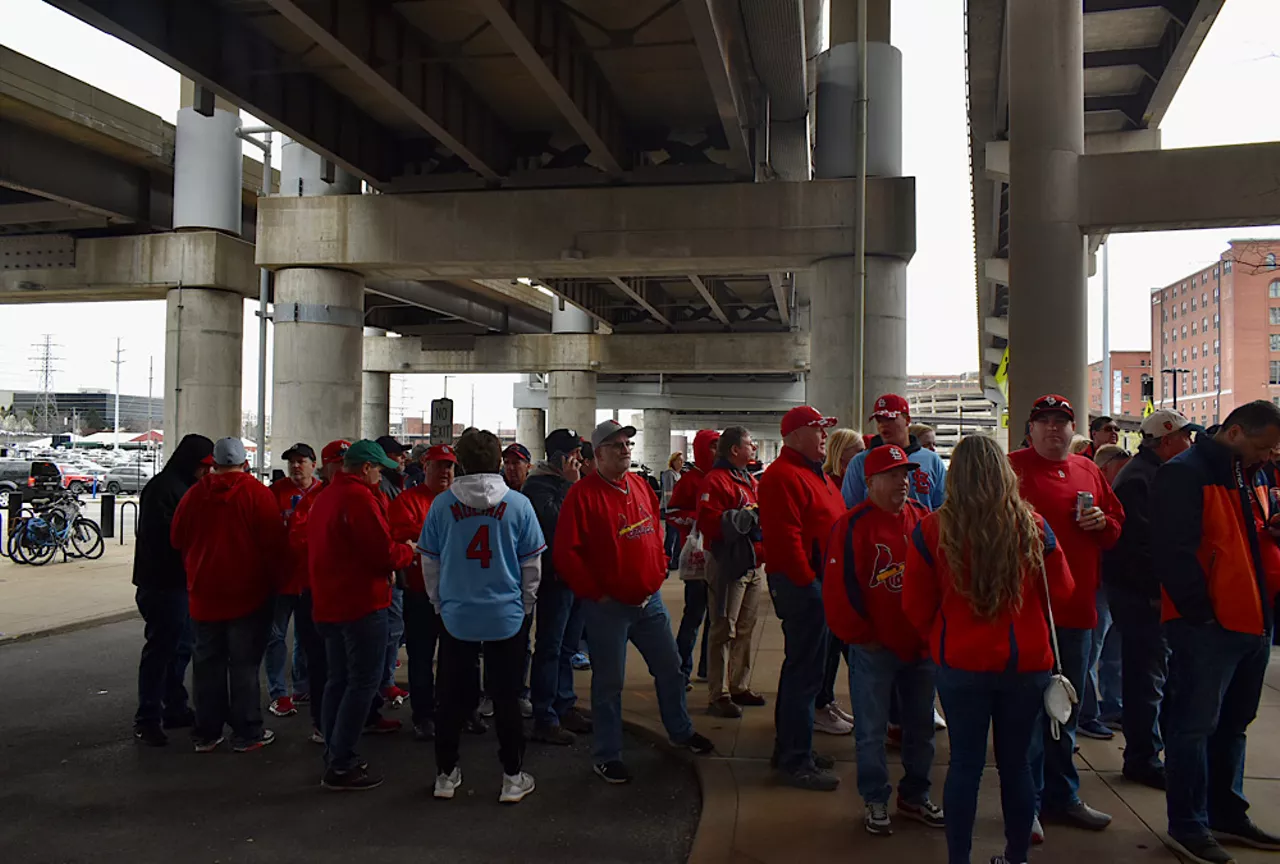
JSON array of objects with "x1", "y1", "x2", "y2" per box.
[{"x1": 1040, "y1": 558, "x2": 1064, "y2": 677}]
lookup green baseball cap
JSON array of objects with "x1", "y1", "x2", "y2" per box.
[{"x1": 344, "y1": 439, "x2": 399, "y2": 470}]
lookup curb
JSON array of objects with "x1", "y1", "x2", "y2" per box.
[{"x1": 0, "y1": 608, "x2": 140, "y2": 646}]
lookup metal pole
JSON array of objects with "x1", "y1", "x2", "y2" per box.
[
  {"x1": 853, "y1": 0, "x2": 869, "y2": 421},
  {"x1": 253, "y1": 132, "x2": 272, "y2": 479},
  {"x1": 112, "y1": 337, "x2": 123, "y2": 451},
  {"x1": 1101, "y1": 239, "x2": 1111, "y2": 415},
  {"x1": 148, "y1": 356, "x2": 156, "y2": 472}
]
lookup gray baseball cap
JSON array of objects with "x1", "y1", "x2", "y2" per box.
[
  {"x1": 212, "y1": 437, "x2": 247, "y2": 466},
  {"x1": 591, "y1": 419, "x2": 636, "y2": 450}
]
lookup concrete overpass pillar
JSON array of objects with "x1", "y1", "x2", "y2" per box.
[
  {"x1": 164, "y1": 288, "x2": 243, "y2": 447},
  {"x1": 272, "y1": 269, "x2": 364, "y2": 466},
  {"x1": 1008, "y1": 0, "x2": 1086, "y2": 427},
  {"x1": 548, "y1": 302, "x2": 597, "y2": 438},
  {"x1": 642, "y1": 408, "x2": 672, "y2": 473},
  {"x1": 517, "y1": 408, "x2": 546, "y2": 461},
  {"x1": 361, "y1": 327, "x2": 391, "y2": 439}
]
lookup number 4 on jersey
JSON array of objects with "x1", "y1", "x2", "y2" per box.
[{"x1": 467, "y1": 524, "x2": 493, "y2": 569}]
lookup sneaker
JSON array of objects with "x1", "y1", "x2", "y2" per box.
[
  {"x1": 193, "y1": 735, "x2": 224, "y2": 753},
  {"x1": 161, "y1": 709, "x2": 196, "y2": 729},
  {"x1": 777, "y1": 765, "x2": 840, "y2": 792},
  {"x1": 812, "y1": 752, "x2": 836, "y2": 771},
  {"x1": 1100, "y1": 714, "x2": 1122, "y2": 731},
  {"x1": 499, "y1": 771, "x2": 536, "y2": 803},
  {"x1": 685, "y1": 681, "x2": 694, "y2": 692},
  {"x1": 897, "y1": 796, "x2": 946, "y2": 828},
  {"x1": 321, "y1": 765, "x2": 384, "y2": 791},
  {"x1": 134, "y1": 724, "x2": 167, "y2": 746},
  {"x1": 681, "y1": 732, "x2": 715, "y2": 754},
  {"x1": 1167, "y1": 834, "x2": 1236, "y2": 864},
  {"x1": 478, "y1": 697, "x2": 495, "y2": 718},
  {"x1": 708, "y1": 697, "x2": 743, "y2": 718},
  {"x1": 519, "y1": 697, "x2": 534, "y2": 719},
  {"x1": 464, "y1": 713, "x2": 488, "y2": 735},
  {"x1": 814, "y1": 703, "x2": 854, "y2": 736},
  {"x1": 413, "y1": 719, "x2": 436, "y2": 742},
  {"x1": 363, "y1": 717, "x2": 402, "y2": 735},
  {"x1": 560, "y1": 707, "x2": 593, "y2": 734},
  {"x1": 531, "y1": 722, "x2": 575, "y2": 745},
  {"x1": 1212, "y1": 818, "x2": 1280, "y2": 851},
  {"x1": 1031, "y1": 814, "x2": 1045, "y2": 845},
  {"x1": 382, "y1": 685, "x2": 408, "y2": 707},
  {"x1": 886, "y1": 723, "x2": 903, "y2": 749},
  {"x1": 233, "y1": 729, "x2": 276, "y2": 752},
  {"x1": 1122, "y1": 762, "x2": 1167, "y2": 790},
  {"x1": 989, "y1": 857, "x2": 1020, "y2": 864},
  {"x1": 269, "y1": 697, "x2": 297, "y2": 717},
  {"x1": 570, "y1": 652, "x2": 592, "y2": 671},
  {"x1": 294, "y1": 691, "x2": 311, "y2": 704},
  {"x1": 731, "y1": 690, "x2": 767, "y2": 707},
  {"x1": 595, "y1": 760, "x2": 633, "y2": 784},
  {"x1": 828, "y1": 701, "x2": 855, "y2": 725},
  {"x1": 934, "y1": 707, "x2": 947, "y2": 730},
  {"x1": 309, "y1": 728, "x2": 325, "y2": 745},
  {"x1": 433, "y1": 767, "x2": 463, "y2": 799},
  {"x1": 1045, "y1": 800, "x2": 1111, "y2": 831},
  {"x1": 1077, "y1": 719, "x2": 1114, "y2": 740},
  {"x1": 864, "y1": 802, "x2": 893, "y2": 836}
]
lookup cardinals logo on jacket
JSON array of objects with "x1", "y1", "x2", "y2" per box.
[
  {"x1": 870, "y1": 543, "x2": 905, "y2": 592},
  {"x1": 618, "y1": 513, "x2": 655, "y2": 539}
]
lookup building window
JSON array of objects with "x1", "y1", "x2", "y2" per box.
[
  {"x1": 1202, "y1": 369, "x2": 1209, "y2": 390},
  {"x1": 1172, "y1": 307, "x2": 1178, "y2": 319},
  {"x1": 1214, "y1": 313, "x2": 1219, "y2": 327},
  {"x1": 1203, "y1": 342, "x2": 1208, "y2": 355},
  {"x1": 1192, "y1": 347, "x2": 1198, "y2": 359},
  {"x1": 1182, "y1": 348, "x2": 1188, "y2": 362},
  {"x1": 1267, "y1": 252, "x2": 1277, "y2": 270},
  {"x1": 1271, "y1": 361, "x2": 1280, "y2": 385},
  {"x1": 1224, "y1": 260, "x2": 1232, "y2": 273},
  {"x1": 1192, "y1": 323, "x2": 1198, "y2": 334},
  {"x1": 1162, "y1": 310, "x2": 1167, "y2": 322},
  {"x1": 1182, "y1": 325, "x2": 1188, "y2": 338},
  {"x1": 1271, "y1": 308, "x2": 1280, "y2": 325},
  {"x1": 1273, "y1": 334, "x2": 1280, "y2": 352},
  {"x1": 1123, "y1": 392, "x2": 1131, "y2": 402},
  {"x1": 1123, "y1": 375, "x2": 1130, "y2": 384},
  {"x1": 1214, "y1": 339, "x2": 1220, "y2": 355},
  {"x1": 1270, "y1": 280, "x2": 1280, "y2": 298},
  {"x1": 1182, "y1": 302, "x2": 1188, "y2": 313},
  {"x1": 1192, "y1": 298, "x2": 1198, "y2": 311},
  {"x1": 1214, "y1": 287, "x2": 1220, "y2": 299},
  {"x1": 1203, "y1": 317, "x2": 1208, "y2": 330}
]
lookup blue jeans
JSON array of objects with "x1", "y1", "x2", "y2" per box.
[
  {"x1": 263, "y1": 594, "x2": 309, "y2": 701},
  {"x1": 134, "y1": 586, "x2": 194, "y2": 728},
  {"x1": 675, "y1": 580, "x2": 710, "y2": 681},
  {"x1": 318, "y1": 609, "x2": 389, "y2": 773},
  {"x1": 1081, "y1": 586, "x2": 1122, "y2": 725},
  {"x1": 382, "y1": 586, "x2": 404, "y2": 690},
  {"x1": 531, "y1": 579, "x2": 578, "y2": 726},
  {"x1": 937, "y1": 667, "x2": 1048, "y2": 864},
  {"x1": 1109, "y1": 585, "x2": 1169, "y2": 771},
  {"x1": 1029, "y1": 626, "x2": 1091, "y2": 811},
  {"x1": 768, "y1": 574, "x2": 828, "y2": 773},
  {"x1": 582, "y1": 594, "x2": 694, "y2": 764},
  {"x1": 848, "y1": 645, "x2": 936, "y2": 804},
  {"x1": 664, "y1": 522, "x2": 680, "y2": 569},
  {"x1": 402, "y1": 590, "x2": 440, "y2": 726},
  {"x1": 1165, "y1": 619, "x2": 1270, "y2": 841},
  {"x1": 191, "y1": 604, "x2": 272, "y2": 745}
]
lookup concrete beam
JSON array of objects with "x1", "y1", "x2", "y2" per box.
[
  {"x1": 688, "y1": 275, "x2": 732, "y2": 327},
  {"x1": 984, "y1": 316, "x2": 1008, "y2": 339},
  {"x1": 365, "y1": 332, "x2": 810, "y2": 375},
  {"x1": 0, "y1": 231, "x2": 258, "y2": 303},
  {"x1": 1080, "y1": 142, "x2": 1280, "y2": 232},
  {"x1": 983, "y1": 257, "x2": 1009, "y2": 285},
  {"x1": 516, "y1": 377, "x2": 806, "y2": 413},
  {"x1": 607, "y1": 277, "x2": 673, "y2": 329},
  {"x1": 683, "y1": 0, "x2": 755, "y2": 176},
  {"x1": 255, "y1": 179, "x2": 917, "y2": 277},
  {"x1": 366, "y1": 280, "x2": 550, "y2": 334},
  {"x1": 768, "y1": 272, "x2": 792, "y2": 327},
  {"x1": 985, "y1": 129, "x2": 1162, "y2": 185}
]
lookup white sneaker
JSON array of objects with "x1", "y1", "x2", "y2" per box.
[
  {"x1": 433, "y1": 767, "x2": 463, "y2": 799},
  {"x1": 499, "y1": 771, "x2": 536, "y2": 804},
  {"x1": 814, "y1": 703, "x2": 854, "y2": 736},
  {"x1": 934, "y1": 707, "x2": 947, "y2": 730},
  {"x1": 829, "y1": 701, "x2": 855, "y2": 725}
]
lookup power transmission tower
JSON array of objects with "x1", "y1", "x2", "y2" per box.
[{"x1": 29, "y1": 335, "x2": 61, "y2": 433}]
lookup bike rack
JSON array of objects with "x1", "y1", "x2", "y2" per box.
[{"x1": 119, "y1": 500, "x2": 138, "y2": 546}]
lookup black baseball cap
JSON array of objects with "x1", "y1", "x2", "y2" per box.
[
  {"x1": 281, "y1": 442, "x2": 317, "y2": 462},
  {"x1": 545, "y1": 428, "x2": 583, "y2": 459},
  {"x1": 375, "y1": 435, "x2": 406, "y2": 456}
]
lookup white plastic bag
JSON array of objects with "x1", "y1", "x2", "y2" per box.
[{"x1": 678, "y1": 528, "x2": 709, "y2": 582}]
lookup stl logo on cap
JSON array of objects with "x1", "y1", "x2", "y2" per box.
[
  {"x1": 877, "y1": 398, "x2": 887, "y2": 409},
  {"x1": 1164, "y1": 421, "x2": 1174, "y2": 431}
]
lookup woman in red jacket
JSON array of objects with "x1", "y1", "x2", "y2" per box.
[{"x1": 903, "y1": 435, "x2": 1074, "y2": 864}]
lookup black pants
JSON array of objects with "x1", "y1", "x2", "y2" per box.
[
  {"x1": 1110, "y1": 584, "x2": 1170, "y2": 771},
  {"x1": 436, "y1": 617, "x2": 531, "y2": 776},
  {"x1": 192, "y1": 603, "x2": 272, "y2": 744},
  {"x1": 134, "y1": 586, "x2": 193, "y2": 728},
  {"x1": 296, "y1": 591, "x2": 327, "y2": 731},
  {"x1": 403, "y1": 590, "x2": 441, "y2": 726}
]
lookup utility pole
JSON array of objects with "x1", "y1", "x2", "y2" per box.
[
  {"x1": 148, "y1": 356, "x2": 156, "y2": 471},
  {"x1": 1101, "y1": 239, "x2": 1111, "y2": 415},
  {"x1": 1162, "y1": 366, "x2": 1190, "y2": 410},
  {"x1": 470, "y1": 383, "x2": 475, "y2": 428},
  {"x1": 111, "y1": 338, "x2": 125, "y2": 451}
]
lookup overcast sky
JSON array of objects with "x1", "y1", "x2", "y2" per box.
[{"x1": 2, "y1": 0, "x2": 1278, "y2": 432}]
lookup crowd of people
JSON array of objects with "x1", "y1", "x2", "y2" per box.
[{"x1": 126, "y1": 388, "x2": 1280, "y2": 864}]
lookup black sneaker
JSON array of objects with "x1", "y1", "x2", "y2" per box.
[
  {"x1": 777, "y1": 764, "x2": 840, "y2": 792},
  {"x1": 1212, "y1": 818, "x2": 1280, "y2": 851},
  {"x1": 680, "y1": 732, "x2": 714, "y2": 754},
  {"x1": 413, "y1": 719, "x2": 435, "y2": 742},
  {"x1": 321, "y1": 765, "x2": 384, "y2": 791},
  {"x1": 1166, "y1": 833, "x2": 1236, "y2": 864},
  {"x1": 463, "y1": 713, "x2": 488, "y2": 735},
  {"x1": 161, "y1": 709, "x2": 195, "y2": 730},
  {"x1": 133, "y1": 724, "x2": 167, "y2": 747},
  {"x1": 1122, "y1": 763, "x2": 1167, "y2": 790},
  {"x1": 812, "y1": 752, "x2": 836, "y2": 771},
  {"x1": 531, "y1": 722, "x2": 576, "y2": 745},
  {"x1": 560, "y1": 707, "x2": 593, "y2": 734},
  {"x1": 594, "y1": 760, "x2": 632, "y2": 784}
]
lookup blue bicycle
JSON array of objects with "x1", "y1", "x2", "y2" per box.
[{"x1": 7, "y1": 493, "x2": 103, "y2": 566}]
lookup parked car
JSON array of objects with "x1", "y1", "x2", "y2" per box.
[
  {"x1": 0, "y1": 460, "x2": 64, "y2": 507},
  {"x1": 101, "y1": 464, "x2": 156, "y2": 495},
  {"x1": 55, "y1": 464, "x2": 107, "y2": 495}
]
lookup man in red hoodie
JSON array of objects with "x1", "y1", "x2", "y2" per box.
[
  {"x1": 307, "y1": 439, "x2": 415, "y2": 791},
  {"x1": 824, "y1": 444, "x2": 942, "y2": 836},
  {"x1": 758, "y1": 406, "x2": 846, "y2": 792},
  {"x1": 1010, "y1": 394, "x2": 1124, "y2": 836},
  {"x1": 170, "y1": 437, "x2": 285, "y2": 754},
  {"x1": 556, "y1": 419, "x2": 714, "y2": 784},
  {"x1": 669, "y1": 429, "x2": 720, "y2": 686}
]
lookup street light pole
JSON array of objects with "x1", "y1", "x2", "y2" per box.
[{"x1": 1161, "y1": 366, "x2": 1190, "y2": 410}]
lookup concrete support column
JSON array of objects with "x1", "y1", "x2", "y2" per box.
[
  {"x1": 517, "y1": 408, "x2": 547, "y2": 461},
  {"x1": 548, "y1": 371, "x2": 597, "y2": 441},
  {"x1": 361, "y1": 327, "x2": 390, "y2": 439},
  {"x1": 164, "y1": 287, "x2": 243, "y2": 447},
  {"x1": 272, "y1": 269, "x2": 364, "y2": 467},
  {"x1": 642, "y1": 408, "x2": 672, "y2": 473},
  {"x1": 1008, "y1": 1, "x2": 1086, "y2": 426}
]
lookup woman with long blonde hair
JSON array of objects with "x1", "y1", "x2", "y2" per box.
[
  {"x1": 823, "y1": 428, "x2": 865, "y2": 487},
  {"x1": 903, "y1": 434, "x2": 1075, "y2": 864}
]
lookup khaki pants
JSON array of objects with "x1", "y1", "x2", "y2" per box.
[{"x1": 706, "y1": 561, "x2": 765, "y2": 703}]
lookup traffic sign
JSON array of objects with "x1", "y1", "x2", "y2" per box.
[{"x1": 430, "y1": 398, "x2": 454, "y2": 445}]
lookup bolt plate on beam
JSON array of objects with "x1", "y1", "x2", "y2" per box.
[
  {"x1": 273, "y1": 301, "x2": 364, "y2": 328},
  {"x1": 0, "y1": 234, "x2": 75, "y2": 271}
]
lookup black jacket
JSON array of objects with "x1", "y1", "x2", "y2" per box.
[
  {"x1": 522, "y1": 468, "x2": 573, "y2": 584},
  {"x1": 1102, "y1": 445, "x2": 1161, "y2": 599},
  {"x1": 132, "y1": 434, "x2": 214, "y2": 591}
]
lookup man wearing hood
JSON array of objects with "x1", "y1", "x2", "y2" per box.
[
  {"x1": 419, "y1": 430, "x2": 545, "y2": 804},
  {"x1": 669, "y1": 429, "x2": 720, "y2": 686},
  {"x1": 374, "y1": 435, "x2": 409, "y2": 707},
  {"x1": 843, "y1": 395, "x2": 946, "y2": 511},
  {"x1": 132, "y1": 433, "x2": 214, "y2": 747},
  {"x1": 171, "y1": 438, "x2": 286, "y2": 753},
  {"x1": 524, "y1": 429, "x2": 594, "y2": 745}
]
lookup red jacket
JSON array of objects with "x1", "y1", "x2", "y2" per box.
[
  {"x1": 696, "y1": 462, "x2": 765, "y2": 565},
  {"x1": 1009, "y1": 448, "x2": 1124, "y2": 629},
  {"x1": 170, "y1": 471, "x2": 286, "y2": 622},
  {"x1": 387, "y1": 484, "x2": 441, "y2": 593},
  {"x1": 307, "y1": 470, "x2": 414, "y2": 624},
  {"x1": 667, "y1": 429, "x2": 720, "y2": 540},
  {"x1": 823, "y1": 499, "x2": 929, "y2": 661},
  {"x1": 759, "y1": 445, "x2": 846, "y2": 586},
  {"x1": 270, "y1": 476, "x2": 325, "y2": 595},
  {"x1": 555, "y1": 471, "x2": 666, "y2": 605},
  {"x1": 903, "y1": 512, "x2": 1075, "y2": 673}
]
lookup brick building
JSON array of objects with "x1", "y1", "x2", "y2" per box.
[
  {"x1": 1150, "y1": 240, "x2": 1280, "y2": 427},
  {"x1": 1087, "y1": 350, "x2": 1153, "y2": 419}
]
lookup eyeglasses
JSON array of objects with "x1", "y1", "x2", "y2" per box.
[
  {"x1": 1101, "y1": 424, "x2": 1121, "y2": 433},
  {"x1": 601, "y1": 439, "x2": 633, "y2": 451}
]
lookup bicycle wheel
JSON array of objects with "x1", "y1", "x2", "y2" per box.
[
  {"x1": 71, "y1": 518, "x2": 104, "y2": 560},
  {"x1": 6, "y1": 524, "x2": 27, "y2": 564},
  {"x1": 23, "y1": 531, "x2": 56, "y2": 566}
]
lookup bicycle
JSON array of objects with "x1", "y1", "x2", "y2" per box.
[{"x1": 8, "y1": 493, "x2": 104, "y2": 565}]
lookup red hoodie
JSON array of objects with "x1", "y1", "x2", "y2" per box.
[
  {"x1": 555, "y1": 471, "x2": 666, "y2": 605},
  {"x1": 307, "y1": 470, "x2": 414, "y2": 624},
  {"x1": 759, "y1": 445, "x2": 846, "y2": 587},
  {"x1": 170, "y1": 471, "x2": 286, "y2": 622},
  {"x1": 270, "y1": 475, "x2": 325, "y2": 595},
  {"x1": 1009, "y1": 448, "x2": 1124, "y2": 629},
  {"x1": 823, "y1": 499, "x2": 929, "y2": 661},
  {"x1": 903, "y1": 512, "x2": 1075, "y2": 673},
  {"x1": 696, "y1": 462, "x2": 765, "y2": 565},
  {"x1": 387, "y1": 484, "x2": 441, "y2": 593},
  {"x1": 667, "y1": 429, "x2": 720, "y2": 542}
]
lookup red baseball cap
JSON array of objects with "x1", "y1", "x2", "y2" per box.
[
  {"x1": 426, "y1": 444, "x2": 458, "y2": 464},
  {"x1": 869, "y1": 394, "x2": 910, "y2": 421},
  {"x1": 321, "y1": 439, "x2": 352, "y2": 466},
  {"x1": 1029, "y1": 394, "x2": 1075, "y2": 423},
  {"x1": 200, "y1": 454, "x2": 215, "y2": 466},
  {"x1": 781, "y1": 406, "x2": 838, "y2": 437},
  {"x1": 864, "y1": 444, "x2": 919, "y2": 478}
]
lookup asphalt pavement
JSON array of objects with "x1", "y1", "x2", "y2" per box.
[{"x1": 0, "y1": 620, "x2": 700, "y2": 864}]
